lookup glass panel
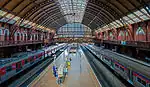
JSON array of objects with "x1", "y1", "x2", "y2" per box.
[
  {"x1": 98, "y1": 7, "x2": 150, "y2": 31},
  {"x1": 23, "y1": 20, "x2": 29, "y2": 24},
  {"x1": 0, "y1": 10, "x2": 7, "y2": 16},
  {"x1": 6, "y1": 14, "x2": 14, "y2": 19},
  {"x1": 128, "y1": 20, "x2": 134, "y2": 24},
  {"x1": 141, "y1": 8, "x2": 149, "y2": 14},
  {"x1": 7, "y1": 20, "x2": 16, "y2": 24},
  {"x1": 58, "y1": 0, "x2": 87, "y2": 23},
  {"x1": 123, "y1": 16, "x2": 130, "y2": 21},
  {"x1": 139, "y1": 15, "x2": 150, "y2": 20},
  {"x1": 128, "y1": 14, "x2": 136, "y2": 18},
  {"x1": 57, "y1": 23, "x2": 91, "y2": 37},
  {"x1": 134, "y1": 11, "x2": 143, "y2": 16},
  {"x1": 13, "y1": 16, "x2": 20, "y2": 21},
  {"x1": 133, "y1": 17, "x2": 141, "y2": 22},
  {"x1": 0, "y1": 17, "x2": 10, "y2": 22}
]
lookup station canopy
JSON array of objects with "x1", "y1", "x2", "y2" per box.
[{"x1": 0, "y1": 0, "x2": 150, "y2": 32}]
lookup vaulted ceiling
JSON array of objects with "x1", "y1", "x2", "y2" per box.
[{"x1": 0, "y1": 0, "x2": 150, "y2": 30}]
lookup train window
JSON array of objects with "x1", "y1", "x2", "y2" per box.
[
  {"x1": 137, "y1": 77, "x2": 141, "y2": 82},
  {"x1": 141, "y1": 80, "x2": 146, "y2": 86},
  {"x1": 25, "y1": 59, "x2": 28, "y2": 64},
  {"x1": 120, "y1": 67, "x2": 124, "y2": 72},
  {"x1": 115, "y1": 64, "x2": 119, "y2": 68},
  {"x1": 137, "y1": 77, "x2": 146, "y2": 87},
  {"x1": 105, "y1": 58, "x2": 109, "y2": 62},
  {"x1": 6, "y1": 66, "x2": 12, "y2": 72}
]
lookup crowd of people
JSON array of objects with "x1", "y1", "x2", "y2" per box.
[{"x1": 52, "y1": 57, "x2": 72, "y2": 85}]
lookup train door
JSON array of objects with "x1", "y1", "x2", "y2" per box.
[
  {"x1": 128, "y1": 69, "x2": 133, "y2": 85},
  {"x1": 30, "y1": 56, "x2": 34, "y2": 64},
  {"x1": 111, "y1": 60, "x2": 114, "y2": 69},
  {"x1": 16, "y1": 61, "x2": 22, "y2": 72}
]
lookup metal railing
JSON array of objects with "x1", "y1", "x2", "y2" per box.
[
  {"x1": 102, "y1": 40, "x2": 150, "y2": 48},
  {"x1": 0, "y1": 40, "x2": 43, "y2": 47}
]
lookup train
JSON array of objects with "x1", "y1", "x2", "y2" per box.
[
  {"x1": 85, "y1": 45, "x2": 150, "y2": 87},
  {"x1": 0, "y1": 43, "x2": 67, "y2": 84}
]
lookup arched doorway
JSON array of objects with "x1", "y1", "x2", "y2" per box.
[
  {"x1": 21, "y1": 33, "x2": 23, "y2": 41},
  {"x1": 17, "y1": 32, "x2": 20, "y2": 41},
  {"x1": 24, "y1": 34, "x2": 27, "y2": 41},
  {"x1": 0, "y1": 29, "x2": 2, "y2": 41},
  {"x1": 4, "y1": 29, "x2": 9, "y2": 41}
]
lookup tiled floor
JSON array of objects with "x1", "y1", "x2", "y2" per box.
[{"x1": 29, "y1": 48, "x2": 101, "y2": 87}]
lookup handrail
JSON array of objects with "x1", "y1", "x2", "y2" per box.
[
  {"x1": 0, "y1": 40, "x2": 45, "y2": 47},
  {"x1": 102, "y1": 40, "x2": 150, "y2": 48}
]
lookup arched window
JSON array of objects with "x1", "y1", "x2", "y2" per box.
[
  {"x1": 126, "y1": 31, "x2": 128, "y2": 36},
  {"x1": 119, "y1": 31, "x2": 124, "y2": 36},
  {"x1": 21, "y1": 33, "x2": 23, "y2": 41},
  {"x1": 0, "y1": 29, "x2": 2, "y2": 40},
  {"x1": 135, "y1": 27, "x2": 146, "y2": 41},
  {"x1": 57, "y1": 23, "x2": 92, "y2": 38},
  {"x1": 104, "y1": 33, "x2": 106, "y2": 40},
  {"x1": 24, "y1": 34, "x2": 27, "y2": 41},
  {"x1": 32, "y1": 34, "x2": 34, "y2": 40},
  {"x1": 0, "y1": 29, "x2": 2, "y2": 35},
  {"x1": 118, "y1": 31, "x2": 125, "y2": 40},
  {"x1": 136, "y1": 27, "x2": 145, "y2": 35},
  {"x1": 17, "y1": 32, "x2": 20, "y2": 41},
  {"x1": 109, "y1": 32, "x2": 114, "y2": 40},
  {"x1": 4, "y1": 29, "x2": 9, "y2": 41}
]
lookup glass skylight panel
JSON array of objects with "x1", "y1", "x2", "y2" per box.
[
  {"x1": 134, "y1": 11, "x2": 143, "y2": 16},
  {"x1": 6, "y1": 14, "x2": 14, "y2": 19},
  {"x1": 139, "y1": 15, "x2": 149, "y2": 20},
  {"x1": 128, "y1": 14, "x2": 136, "y2": 18},
  {"x1": 7, "y1": 19, "x2": 16, "y2": 24},
  {"x1": 13, "y1": 16, "x2": 20, "y2": 21},
  {"x1": 123, "y1": 16, "x2": 130, "y2": 21},
  {"x1": 0, "y1": 10, "x2": 7, "y2": 16},
  {"x1": 128, "y1": 20, "x2": 134, "y2": 24},
  {"x1": 133, "y1": 17, "x2": 141, "y2": 22},
  {"x1": 115, "y1": 20, "x2": 123, "y2": 26},
  {"x1": 0, "y1": 18, "x2": 9, "y2": 22},
  {"x1": 58, "y1": 0, "x2": 87, "y2": 23},
  {"x1": 141, "y1": 8, "x2": 149, "y2": 14}
]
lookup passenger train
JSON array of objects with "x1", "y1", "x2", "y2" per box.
[
  {"x1": 85, "y1": 45, "x2": 150, "y2": 87},
  {"x1": 0, "y1": 43, "x2": 67, "y2": 84}
]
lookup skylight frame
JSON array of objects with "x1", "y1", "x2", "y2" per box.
[{"x1": 58, "y1": 0, "x2": 88, "y2": 23}]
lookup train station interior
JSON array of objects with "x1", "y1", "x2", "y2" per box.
[{"x1": 0, "y1": 0, "x2": 150, "y2": 87}]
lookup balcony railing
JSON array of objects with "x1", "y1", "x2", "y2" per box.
[
  {"x1": 102, "y1": 40, "x2": 150, "y2": 48},
  {"x1": 0, "y1": 40, "x2": 43, "y2": 47}
]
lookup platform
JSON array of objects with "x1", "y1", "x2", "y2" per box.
[{"x1": 28, "y1": 48, "x2": 101, "y2": 87}]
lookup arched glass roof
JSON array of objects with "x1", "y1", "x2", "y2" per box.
[
  {"x1": 57, "y1": 23, "x2": 91, "y2": 37},
  {"x1": 0, "y1": 0, "x2": 150, "y2": 32},
  {"x1": 58, "y1": 0, "x2": 88, "y2": 23}
]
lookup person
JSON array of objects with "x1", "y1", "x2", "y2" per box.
[
  {"x1": 70, "y1": 57, "x2": 72, "y2": 61},
  {"x1": 52, "y1": 65, "x2": 56, "y2": 77},
  {"x1": 64, "y1": 67, "x2": 68, "y2": 77}
]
